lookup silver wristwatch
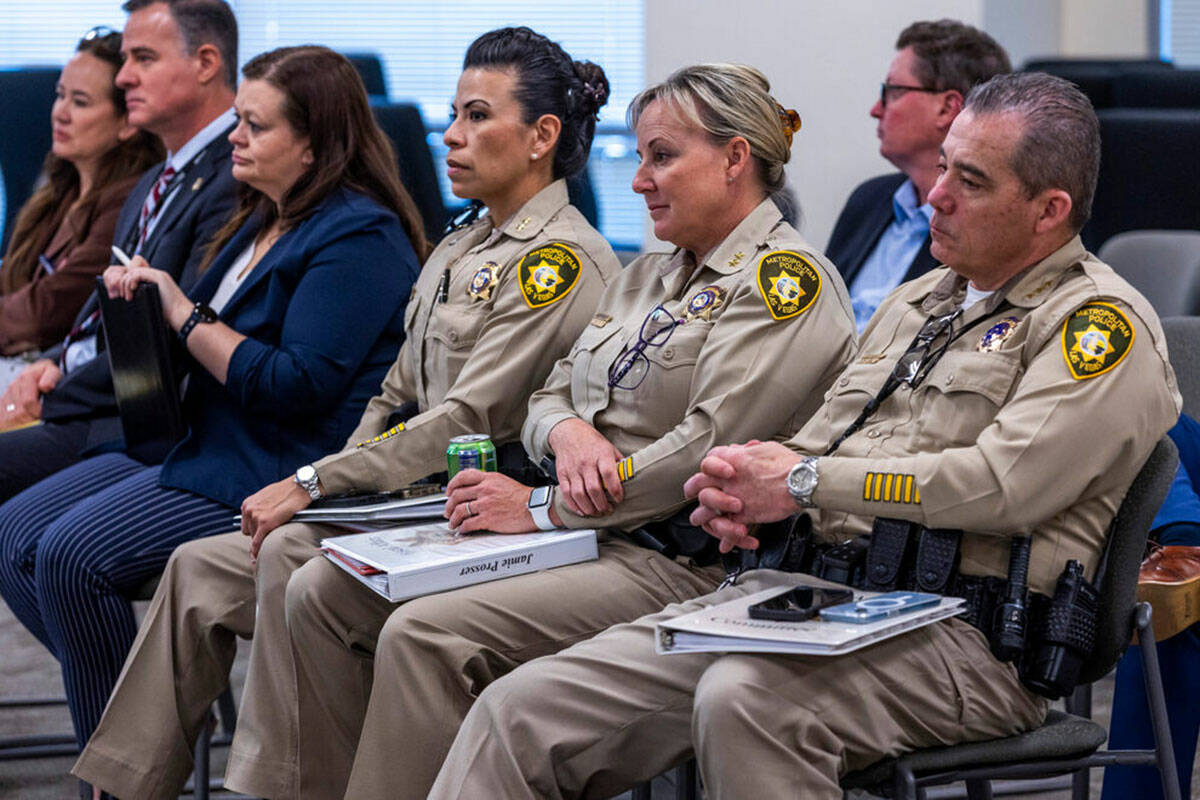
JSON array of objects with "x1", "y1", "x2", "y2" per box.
[
  {"x1": 294, "y1": 464, "x2": 323, "y2": 501},
  {"x1": 528, "y1": 485, "x2": 556, "y2": 531},
  {"x1": 786, "y1": 456, "x2": 820, "y2": 508}
]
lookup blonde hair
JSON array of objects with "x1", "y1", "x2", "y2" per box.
[{"x1": 627, "y1": 63, "x2": 795, "y2": 192}]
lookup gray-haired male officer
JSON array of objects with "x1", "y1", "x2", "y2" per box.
[{"x1": 424, "y1": 72, "x2": 1181, "y2": 799}]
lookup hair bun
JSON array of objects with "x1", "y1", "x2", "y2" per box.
[{"x1": 573, "y1": 61, "x2": 611, "y2": 116}]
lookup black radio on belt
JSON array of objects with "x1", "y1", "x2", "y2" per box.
[{"x1": 1021, "y1": 559, "x2": 1099, "y2": 698}]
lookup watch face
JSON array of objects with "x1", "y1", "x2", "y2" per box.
[
  {"x1": 296, "y1": 465, "x2": 317, "y2": 483},
  {"x1": 529, "y1": 486, "x2": 551, "y2": 507}
]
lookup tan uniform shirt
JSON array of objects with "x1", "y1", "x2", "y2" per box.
[
  {"x1": 315, "y1": 180, "x2": 618, "y2": 495},
  {"x1": 790, "y1": 235, "x2": 1180, "y2": 595},
  {"x1": 524, "y1": 199, "x2": 857, "y2": 531}
]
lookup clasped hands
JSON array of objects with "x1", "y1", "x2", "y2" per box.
[{"x1": 683, "y1": 440, "x2": 802, "y2": 554}]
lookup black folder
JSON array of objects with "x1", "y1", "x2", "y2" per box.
[{"x1": 96, "y1": 277, "x2": 186, "y2": 462}]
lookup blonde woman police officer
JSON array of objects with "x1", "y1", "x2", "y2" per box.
[{"x1": 277, "y1": 63, "x2": 857, "y2": 800}]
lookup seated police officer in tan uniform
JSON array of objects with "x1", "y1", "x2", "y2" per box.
[
  {"x1": 425, "y1": 72, "x2": 1182, "y2": 800},
  {"x1": 73, "y1": 27, "x2": 618, "y2": 800},
  {"x1": 273, "y1": 63, "x2": 857, "y2": 799}
]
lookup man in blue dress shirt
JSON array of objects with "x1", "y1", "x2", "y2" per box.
[{"x1": 826, "y1": 19, "x2": 1010, "y2": 331}]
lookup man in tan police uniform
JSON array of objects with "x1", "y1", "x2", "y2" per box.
[
  {"x1": 73, "y1": 178, "x2": 618, "y2": 800},
  {"x1": 426, "y1": 73, "x2": 1181, "y2": 800}
]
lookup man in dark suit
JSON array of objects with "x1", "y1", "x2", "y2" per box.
[
  {"x1": 826, "y1": 19, "x2": 1009, "y2": 331},
  {"x1": 0, "y1": 0, "x2": 239, "y2": 500}
]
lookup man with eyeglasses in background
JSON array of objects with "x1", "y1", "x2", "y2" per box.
[
  {"x1": 827, "y1": 19, "x2": 1009, "y2": 332},
  {"x1": 0, "y1": 0, "x2": 238, "y2": 500}
]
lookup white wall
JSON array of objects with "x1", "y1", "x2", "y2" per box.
[{"x1": 643, "y1": 0, "x2": 1151, "y2": 250}]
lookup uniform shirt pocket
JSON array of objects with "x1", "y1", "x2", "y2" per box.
[
  {"x1": 912, "y1": 350, "x2": 1022, "y2": 449},
  {"x1": 427, "y1": 302, "x2": 487, "y2": 351},
  {"x1": 638, "y1": 321, "x2": 708, "y2": 398},
  {"x1": 570, "y1": 323, "x2": 623, "y2": 414}
]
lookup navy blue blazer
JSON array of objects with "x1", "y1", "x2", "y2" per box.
[
  {"x1": 825, "y1": 172, "x2": 938, "y2": 289},
  {"x1": 41, "y1": 128, "x2": 240, "y2": 451},
  {"x1": 159, "y1": 187, "x2": 420, "y2": 508}
]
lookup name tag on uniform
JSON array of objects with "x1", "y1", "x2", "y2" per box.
[{"x1": 590, "y1": 313, "x2": 612, "y2": 327}]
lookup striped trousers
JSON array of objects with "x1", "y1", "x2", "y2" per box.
[{"x1": 0, "y1": 452, "x2": 234, "y2": 747}]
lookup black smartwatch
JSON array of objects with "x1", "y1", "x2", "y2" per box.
[{"x1": 179, "y1": 301, "x2": 218, "y2": 343}]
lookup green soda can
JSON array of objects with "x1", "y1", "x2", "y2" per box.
[{"x1": 447, "y1": 434, "x2": 498, "y2": 477}]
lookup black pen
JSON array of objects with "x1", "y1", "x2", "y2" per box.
[{"x1": 437, "y1": 268, "x2": 450, "y2": 303}]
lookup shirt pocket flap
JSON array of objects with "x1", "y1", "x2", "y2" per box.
[
  {"x1": 922, "y1": 350, "x2": 1021, "y2": 405},
  {"x1": 427, "y1": 303, "x2": 487, "y2": 351}
]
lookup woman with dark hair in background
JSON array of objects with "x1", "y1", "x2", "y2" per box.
[
  {"x1": 0, "y1": 27, "x2": 162, "y2": 390},
  {"x1": 74, "y1": 27, "x2": 618, "y2": 800},
  {"x1": 0, "y1": 46, "x2": 424, "y2": 772}
]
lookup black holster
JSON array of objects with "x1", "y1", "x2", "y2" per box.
[{"x1": 631, "y1": 505, "x2": 723, "y2": 566}]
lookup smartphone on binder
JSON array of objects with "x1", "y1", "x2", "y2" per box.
[
  {"x1": 819, "y1": 591, "x2": 941, "y2": 624},
  {"x1": 747, "y1": 585, "x2": 854, "y2": 622}
]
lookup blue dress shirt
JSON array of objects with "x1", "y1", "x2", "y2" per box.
[{"x1": 848, "y1": 179, "x2": 933, "y2": 331}]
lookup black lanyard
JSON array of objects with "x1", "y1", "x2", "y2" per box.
[{"x1": 824, "y1": 301, "x2": 1009, "y2": 456}]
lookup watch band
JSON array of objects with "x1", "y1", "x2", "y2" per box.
[
  {"x1": 179, "y1": 302, "x2": 218, "y2": 343},
  {"x1": 528, "y1": 486, "x2": 556, "y2": 531}
]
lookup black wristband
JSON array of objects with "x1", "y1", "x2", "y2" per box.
[{"x1": 179, "y1": 301, "x2": 218, "y2": 343}]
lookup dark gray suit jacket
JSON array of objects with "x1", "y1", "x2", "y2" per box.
[{"x1": 40, "y1": 125, "x2": 238, "y2": 450}]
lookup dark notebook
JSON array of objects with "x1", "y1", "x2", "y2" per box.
[{"x1": 96, "y1": 277, "x2": 186, "y2": 462}]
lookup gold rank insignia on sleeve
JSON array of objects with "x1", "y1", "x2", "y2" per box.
[
  {"x1": 517, "y1": 243, "x2": 582, "y2": 309},
  {"x1": 356, "y1": 422, "x2": 405, "y2": 448},
  {"x1": 617, "y1": 456, "x2": 635, "y2": 482},
  {"x1": 863, "y1": 472, "x2": 920, "y2": 504},
  {"x1": 467, "y1": 262, "x2": 501, "y2": 302},
  {"x1": 1061, "y1": 302, "x2": 1134, "y2": 380},
  {"x1": 684, "y1": 285, "x2": 727, "y2": 321},
  {"x1": 756, "y1": 250, "x2": 821, "y2": 320}
]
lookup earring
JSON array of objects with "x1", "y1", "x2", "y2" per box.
[
  {"x1": 727, "y1": 176, "x2": 733, "y2": 184},
  {"x1": 531, "y1": 152, "x2": 540, "y2": 160}
]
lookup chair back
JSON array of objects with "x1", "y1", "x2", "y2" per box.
[
  {"x1": 1098, "y1": 231, "x2": 1200, "y2": 318},
  {"x1": 1162, "y1": 316, "x2": 1200, "y2": 419},
  {"x1": 1079, "y1": 436, "x2": 1177, "y2": 684},
  {"x1": 0, "y1": 67, "x2": 58, "y2": 250},
  {"x1": 1083, "y1": 110, "x2": 1200, "y2": 251},
  {"x1": 370, "y1": 102, "x2": 446, "y2": 245},
  {"x1": 344, "y1": 52, "x2": 388, "y2": 98}
]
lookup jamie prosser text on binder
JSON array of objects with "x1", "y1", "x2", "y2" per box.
[
  {"x1": 321, "y1": 521, "x2": 598, "y2": 602},
  {"x1": 656, "y1": 583, "x2": 966, "y2": 656}
]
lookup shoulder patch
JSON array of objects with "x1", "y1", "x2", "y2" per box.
[
  {"x1": 1060, "y1": 302, "x2": 1135, "y2": 380},
  {"x1": 756, "y1": 250, "x2": 821, "y2": 320},
  {"x1": 517, "y1": 243, "x2": 582, "y2": 309}
]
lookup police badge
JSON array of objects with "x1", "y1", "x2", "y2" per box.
[
  {"x1": 467, "y1": 262, "x2": 500, "y2": 302},
  {"x1": 684, "y1": 286, "x2": 727, "y2": 321},
  {"x1": 977, "y1": 316, "x2": 1022, "y2": 352}
]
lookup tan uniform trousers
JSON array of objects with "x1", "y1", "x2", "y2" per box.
[
  {"x1": 282, "y1": 534, "x2": 724, "y2": 799},
  {"x1": 71, "y1": 522, "x2": 326, "y2": 800},
  {"x1": 428, "y1": 570, "x2": 1048, "y2": 800}
]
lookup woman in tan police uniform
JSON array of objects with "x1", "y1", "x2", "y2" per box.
[
  {"x1": 277, "y1": 63, "x2": 859, "y2": 800},
  {"x1": 73, "y1": 27, "x2": 618, "y2": 800}
]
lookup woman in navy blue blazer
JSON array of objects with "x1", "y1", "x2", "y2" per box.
[{"x1": 0, "y1": 45, "x2": 427, "y2": 751}]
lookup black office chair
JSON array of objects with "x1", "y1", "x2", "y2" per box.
[
  {"x1": 371, "y1": 102, "x2": 447, "y2": 245},
  {"x1": 343, "y1": 52, "x2": 388, "y2": 99},
  {"x1": 1112, "y1": 69, "x2": 1200, "y2": 109},
  {"x1": 1082, "y1": 109, "x2": 1200, "y2": 251},
  {"x1": 837, "y1": 436, "x2": 1180, "y2": 800},
  {"x1": 0, "y1": 67, "x2": 58, "y2": 250}
]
